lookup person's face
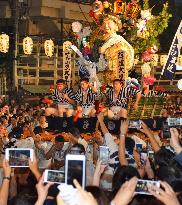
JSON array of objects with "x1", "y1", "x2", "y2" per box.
[
  {"x1": 113, "y1": 81, "x2": 122, "y2": 91},
  {"x1": 81, "y1": 81, "x2": 89, "y2": 91},
  {"x1": 69, "y1": 147, "x2": 83, "y2": 155},
  {"x1": 102, "y1": 18, "x2": 118, "y2": 36},
  {"x1": 92, "y1": 131, "x2": 104, "y2": 145},
  {"x1": 55, "y1": 141, "x2": 64, "y2": 150},
  {"x1": 57, "y1": 83, "x2": 65, "y2": 92},
  {"x1": 40, "y1": 116, "x2": 46, "y2": 124}
]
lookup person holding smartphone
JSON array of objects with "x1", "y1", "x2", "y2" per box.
[{"x1": 45, "y1": 135, "x2": 70, "y2": 170}]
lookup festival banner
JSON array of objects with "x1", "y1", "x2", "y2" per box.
[
  {"x1": 117, "y1": 50, "x2": 126, "y2": 86},
  {"x1": 63, "y1": 42, "x2": 72, "y2": 88},
  {"x1": 162, "y1": 20, "x2": 182, "y2": 79}
]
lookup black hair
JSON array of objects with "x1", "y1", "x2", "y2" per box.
[
  {"x1": 72, "y1": 143, "x2": 85, "y2": 154},
  {"x1": 111, "y1": 165, "x2": 140, "y2": 199},
  {"x1": 69, "y1": 127, "x2": 80, "y2": 138},
  {"x1": 156, "y1": 159, "x2": 182, "y2": 192},
  {"x1": 55, "y1": 135, "x2": 65, "y2": 142},
  {"x1": 154, "y1": 147, "x2": 175, "y2": 167},
  {"x1": 85, "y1": 186, "x2": 110, "y2": 205},
  {"x1": 125, "y1": 137, "x2": 135, "y2": 152},
  {"x1": 80, "y1": 77, "x2": 89, "y2": 83},
  {"x1": 113, "y1": 79, "x2": 121, "y2": 84},
  {"x1": 56, "y1": 79, "x2": 65, "y2": 84}
]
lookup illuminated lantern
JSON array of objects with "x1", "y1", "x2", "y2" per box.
[
  {"x1": 141, "y1": 63, "x2": 151, "y2": 75},
  {"x1": 23, "y1": 36, "x2": 33, "y2": 55},
  {"x1": 177, "y1": 79, "x2": 182, "y2": 90},
  {"x1": 160, "y1": 55, "x2": 168, "y2": 66},
  {"x1": 114, "y1": 0, "x2": 125, "y2": 14},
  {"x1": 0, "y1": 34, "x2": 9, "y2": 53},
  {"x1": 151, "y1": 54, "x2": 159, "y2": 66},
  {"x1": 177, "y1": 55, "x2": 182, "y2": 66},
  {"x1": 103, "y1": 1, "x2": 110, "y2": 9},
  {"x1": 44, "y1": 39, "x2": 54, "y2": 57}
]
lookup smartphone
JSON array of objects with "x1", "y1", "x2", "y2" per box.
[
  {"x1": 44, "y1": 170, "x2": 64, "y2": 184},
  {"x1": 99, "y1": 146, "x2": 110, "y2": 165},
  {"x1": 148, "y1": 151, "x2": 154, "y2": 162},
  {"x1": 140, "y1": 152, "x2": 147, "y2": 165},
  {"x1": 167, "y1": 117, "x2": 182, "y2": 127},
  {"x1": 136, "y1": 143, "x2": 143, "y2": 152},
  {"x1": 65, "y1": 154, "x2": 86, "y2": 188},
  {"x1": 5, "y1": 148, "x2": 33, "y2": 167},
  {"x1": 129, "y1": 120, "x2": 141, "y2": 129},
  {"x1": 135, "y1": 179, "x2": 160, "y2": 195}
]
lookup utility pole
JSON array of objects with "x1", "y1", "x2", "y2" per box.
[{"x1": 12, "y1": 0, "x2": 19, "y2": 91}]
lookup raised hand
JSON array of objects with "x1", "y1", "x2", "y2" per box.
[
  {"x1": 111, "y1": 177, "x2": 138, "y2": 205},
  {"x1": 170, "y1": 128, "x2": 182, "y2": 154},
  {"x1": 149, "y1": 181, "x2": 180, "y2": 205}
]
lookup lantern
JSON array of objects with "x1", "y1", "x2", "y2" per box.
[
  {"x1": 0, "y1": 34, "x2": 9, "y2": 53},
  {"x1": 151, "y1": 54, "x2": 159, "y2": 66},
  {"x1": 177, "y1": 79, "x2": 182, "y2": 90},
  {"x1": 23, "y1": 36, "x2": 33, "y2": 55},
  {"x1": 160, "y1": 55, "x2": 168, "y2": 66},
  {"x1": 44, "y1": 39, "x2": 54, "y2": 57},
  {"x1": 177, "y1": 55, "x2": 182, "y2": 66},
  {"x1": 141, "y1": 63, "x2": 151, "y2": 75}
]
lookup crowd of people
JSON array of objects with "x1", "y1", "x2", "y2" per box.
[{"x1": 0, "y1": 78, "x2": 181, "y2": 205}]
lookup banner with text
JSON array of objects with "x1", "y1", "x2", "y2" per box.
[{"x1": 162, "y1": 20, "x2": 182, "y2": 79}]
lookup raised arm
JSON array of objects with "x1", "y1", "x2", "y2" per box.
[
  {"x1": 0, "y1": 159, "x2": 11, "y2": 205},
  {"x1": 97, "y1": 113, "x2": 109, "y2": 135},
  {"x1": 140, "y1": 121, "x2": 160, "y2": 152},
  {"x1": 118, "y1": 120, "x2": 129, "y2": 166}
]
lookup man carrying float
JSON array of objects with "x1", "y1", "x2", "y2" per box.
[
  {"x1": 75, "y1": 78, "x2": 99, "y2": 118},
  {"x1": 45, "y1": 79, "x2": 75, "y2": 117}
]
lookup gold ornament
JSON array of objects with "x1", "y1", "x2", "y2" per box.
[
  {"x1": 0, "y1": 34, "x2": 9, "y2": 53},
  {"x1": 114, "y1": 0, "x2": 125, "y2": 14},
  {"x1": 44, "y1": 39, "x2": 54, "y2": 57},
  {"x1": 23, "y1": 36, "x2": 33, "y2": 55},
  {"x1": 103, "y1": 1, "x2": 110, "y2": 9}
]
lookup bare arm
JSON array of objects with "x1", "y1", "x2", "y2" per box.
[
  {"x1": 140, "y1": 121, "x2": 160, "y2": 153},
  {"x1": 118, "y1": 120, "x2": 129, "y2": 166},
  {"x1": 135, "y1": 92, "x2": 141, "y2": 104},
  {"x1": 0, "y1": 160, "x2": 11, "y2": 205},
  {"x1": 45, "y1": 145, "x2": 56, "y2": 160},
  {"x1": 97, "y1": 113, "x2": 109, "y2": 135}
]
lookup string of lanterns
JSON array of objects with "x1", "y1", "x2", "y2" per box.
[
  {"x1": 0, "y1": 33, "x2": 182, "y2": 67},
  {"x1": 0, "y1": 33, "x2": 55, "y2": 57}
]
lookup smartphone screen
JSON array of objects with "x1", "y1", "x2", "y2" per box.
[
  {"x1": 5, "y1": 148, "x2": 33, "y2": 167},
  {"x1": 135, "y1": 179, "x2": 160, "y2": 195},
  {"x1": 66, "y1": 155, "x2": 86, "y2": 188},
  {"x1": 99, "y1": 146, "x2": 110, "y2": 165},
  {"x1": 45, "y1": 170, "x2": 64, "y2": 184},
  {"x1": 136, "y1": 143, "x2": 143, "y2": 152},
  {"x1": 129, "y1": 120, "x2": 141, "y2": 129}
]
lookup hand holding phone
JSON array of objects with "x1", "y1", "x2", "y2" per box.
[
  {"x1": 65, "y1": 154, "x2": 86, "y2": 188},
  {"x1": 5, "y1": 148, "x2": 33, "y2": 167},
  {"x1": 99, "y1": 146, "x2": 110, "y2": 165},
  {"x1": 129, "y1": 120, "x2": 141, "y2": 129},
  {"x1": 135, "y1": 179, "x2": 160, "y2": 195},
  {"x1": 44, "y1": 170, "x2": 64, "y2": 184}
]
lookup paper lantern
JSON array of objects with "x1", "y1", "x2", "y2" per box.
[
  {"x1": 141, "y1": 63, "x2": 151, "y2": 75},
  {"x1": 177, "y1": 55, "x2": 182, "y2": 66},
  {"x1": 177, "y1": 79, "x2": 182, "y2": 90},
  {"x1": 44, "y1": 39, "x2": 54, "y2": 57},
  {"x1": 0, "y1": 34, "x2": 9, "y2": 53},
  {"x1": 151, "y1": 54, "x2": 159, "y2": 66},
  {"x1": 160, "y1": 55, "x2": 168, "y2": 66},
  {"x1": 23, "y1": 36, "x2": 33, "y2": 55}
]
